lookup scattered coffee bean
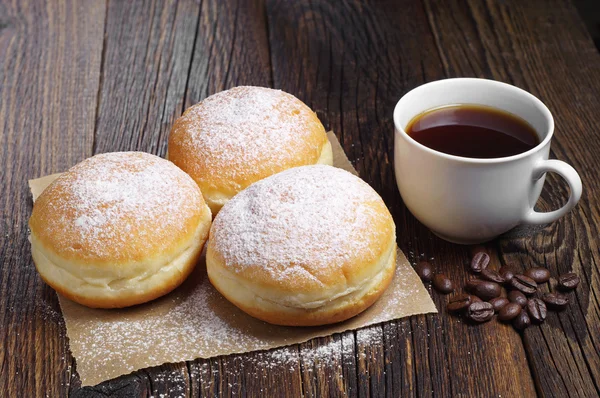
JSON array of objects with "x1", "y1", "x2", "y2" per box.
[
  {"x1": 499, "y1": 266, "x2": 515, "y2": 284},
  {"x1": 466, "y1": 279, "x2": 502, "y2": 301},
  {"x1": 498, "y1": 302, "x2": 522, "y2": 321},
  {"x1": 470, "y1": 251, "x2": 490, "y2": 273},
  {"x1": 489, "y1": 297, "x2": 509, "y2": 312},
  {"x1": 425, "y1": 253, "x2": 576, "y2": 331},
  {"x1": 513, "y1": 311, "x2": 531, "y2": 331},
  {"x1": 508, "y1": 290, "x2": 528, "y2": 308},
  {"x1": 524, "y1": 267, "x2": 551, "y2": 283},
  {"x1": 467, "y1": 301, "x2": 495, "y2": 323},
  {"x1": 510, "y1": 274, "x2": 537, "y2": 295},
  {"x1": 558, "y1": 273, "x2": 580, "y2": 290},
  {"x1": 415, "y1": 261, "x2": 434, "y2": 282},
  {"x1": 447, "y1": 294, "x2": 473, "y2": 312},
  {"x1": 465, "y1": 279, "x2": 479, "y2": 290},
  {"x1": 433, "y1": 274, "x2": 454, "y2": 294},
  {"x1": 527, "y1": 298, "x2": 547, "y2": 323},
  {"x1": 481, "y1": 269, "x2": 506, "y2": 284},
  {"x1": 542, "y1": 292, "x2": 569, "y2": 311}
]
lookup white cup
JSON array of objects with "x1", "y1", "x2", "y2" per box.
[{"x1": 393, "y1": 78, "x2": 582, "y2": 244}]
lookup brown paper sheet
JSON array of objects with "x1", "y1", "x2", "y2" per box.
[{"x1": 28, "y1": 131, "x2": 437, "y2": 386}]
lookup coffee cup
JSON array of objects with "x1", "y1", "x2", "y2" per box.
[{"x1": 393, "y1": 78, "x2": 582, "y2": 244}]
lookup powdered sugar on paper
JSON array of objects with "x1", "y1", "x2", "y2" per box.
[
  {"x1": 64, "y1": 247, "x2": 430, "y2": 386},
  {"x1": 29, "y1": 133, "x2": 436, "y2": 387}
]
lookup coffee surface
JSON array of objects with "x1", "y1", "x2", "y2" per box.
[{"x1": 406, "y1": 104, "x2": 539, "y2": 158}]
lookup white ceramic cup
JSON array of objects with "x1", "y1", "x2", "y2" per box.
[{"x1": 393, "y1": 78, "x2": 582, "y2": 244}]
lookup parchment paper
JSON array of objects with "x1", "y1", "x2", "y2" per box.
[{"x1": 29, "y1": 131, "x2": 437, "y2": 386}]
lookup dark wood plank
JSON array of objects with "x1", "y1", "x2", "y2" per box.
[
  {"x1": 82, "y1": 0, "x2": 301, "y2": 396},
  {"x1": 266, "y1": 0, "x2": 536, "y2": 396},
  {"x1": 5, "y1": 0, "x2": 599, "y2": 396},
  {"x1": 92, "y1": 0, "x2": 200, "y2": 157},
  {"x1": 185, "y1": 0, "x2": 305, "y2": 396},
  {"x1": 68, "y1": 0, "x2": 201, "y2": 395},
  {"x1": 423, "y1": 0, "x2": 600, "y2": 396},
  {"x1": 184, "y1": 0, "x2": 272, "y2": 108},
  {"x1": 184, "y1": 1, "x2": 307, "y2": 395},
  {"x1": 298, "y1": 335, "x2": 348, "y2": 397},
  {"x1": 0, "y1": 0, "x2": 105, "y2": 397}
]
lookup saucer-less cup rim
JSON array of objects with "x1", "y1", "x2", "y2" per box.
[
  {"x1": 393, "y1": 77, "x2": 582, "y2": 228},
  {"x1": 393, "y1": 78, "x2": 553, "y2": 164}
]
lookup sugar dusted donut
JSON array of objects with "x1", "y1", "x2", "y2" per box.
[
  {"x1": 206, "y1": 165, "x2": 396, "y2": 326},
  {"x1": 29, "y1": 152, "x2": 212, "y2": 308},
  {"x1": 168, "y1": 86, "x2": 333, "y2": 215}
]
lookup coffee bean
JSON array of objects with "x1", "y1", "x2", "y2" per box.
[
  {"x1": 510, "y1": 274, "x2": 537, "y2": 295},
  {"x1": 471, "y1": 295, "x2": 483, "y2": 303},
  {"x1": 508, "y1": 290, "x2": 528, "y2": 308},
  {"x1": 481, "y1": 269, "x2": 506, "y2": 284},
  {"x1": 489, "y1": 297, "x2": 509, "y2": 312},
  {"x1": 415, "y1": 261, "x2": 434, "y2": 282},
  {"x1": 447, "y1": 293, "x2": 472, "y2": 312},
  {"x1": 524, "y1": 267, "x2": 551, "y2": 283},
  {"x1": 513, "y1": 311, "x2": 531, "y2": 331},
  {"x1": 466, "y1": 279, "x2": 501, "y2": 301},
  {"x1": 498, "y1": 302, "x2": 521, "y2": 321},
  {"x1": 433, "y1": 274, "x2": 454, "y2": 294},
  {"x1": 542, "y1": 292, "x2": 569, "y2": 311},
  {"x1": 558, "y1": 273, "x2": 580, "y2": 290},
  {"x1": 471, "y1": 251, "x2": 490, "y2": 273},
  {"x1": 527, "y1": 298, "x2": 547, "y2": 323},
  {"x1": 467, "y1": 301, "x2": 495, "y2": 323},
  {"x1": 499, "y1": 266, "x2": 515, "y2": 284},
  {"x1": 465, "y1": 279, "x2": 479, "y2": 290}
]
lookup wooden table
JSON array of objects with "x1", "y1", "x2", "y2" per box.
[{"x1": 1, "y1": 0, "x2": 599, "y2": 396}]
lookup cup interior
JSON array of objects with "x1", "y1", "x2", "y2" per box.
[{"x1": 394, "y1": 78, "x2": 553, "y2": 147}]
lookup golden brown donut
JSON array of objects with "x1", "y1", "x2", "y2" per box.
[
  {"x1": 168, "y1": 86, "x2": 333, "y2": 215},
  {"x1": 29, "y1": 152, "x2": 212, "y2": 308},
  {"x1": 206, "y1": 165, "x2": 396, "y2": 326}
]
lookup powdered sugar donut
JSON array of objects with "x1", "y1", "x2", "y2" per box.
[
  {"x1": 168, "y1": 86, "x2": 333, "y2": 215},
  {"x1": 206, "y1": 165, "x2": 396, "y2": 326},
  {"x1": 29, "y1": 152, "x2": 212, "y2": 308}
]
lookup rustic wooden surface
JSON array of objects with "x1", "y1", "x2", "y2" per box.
[{"x1": 0, "y1": 0, "x2": 598, "y2": 396}]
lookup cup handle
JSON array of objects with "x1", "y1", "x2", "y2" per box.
[{"x1": 522, "y1": 159, "x2": 582, "y2": 225}]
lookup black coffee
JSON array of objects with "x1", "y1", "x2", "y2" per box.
[{"x1": 406, "y1": 104, "x2": 539, "y2": 158}]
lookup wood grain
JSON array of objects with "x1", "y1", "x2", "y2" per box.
[
  {"x1": 2, "y1": 0, "x2": 600, "y2": 396},
  {"x1": 184, "y1": 0, "x2": 272, "y2": 108},
  {"x1": 0, "y1": 0, "x2": 105, "y2": 397},
  {"x1": 67, "y1": 1, "x2": 200, "y2": 394},
  {"x1": 424, "y1": 0, "x2": 600, "y2": 396},
  {"x1": 77, "y1": 0, "x2": 299, "y2": 396},
  {"x1": 92, "y1": 0, "x2": 200, "y2": 156},
  {"x1": 184, "y1": 0, "x2": 303, "y2": 395},
  {"x1": 267, "y1": 0, "x2": 535, "y2": 396}
]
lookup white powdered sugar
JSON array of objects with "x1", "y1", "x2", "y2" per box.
[
  {"x1": 30, "y1": 137, "x2": 437, "y2": 387},
  {"x1": 73, "y1": 272, "x2": 266, "y2": 367},
  {"x1": 211, "y1": 165, "x2": 390, "y2": 282},
  {"x1": 36, "y1": 152, "x2": 202, "y2": 259},
  {"x1": 68, "y1": 261, "x2": 398, "y2": 385},
  {"x1": 173, "y1": 86, "x2": 324, "y2": 180}
]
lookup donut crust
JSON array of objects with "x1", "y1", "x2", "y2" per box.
[
  {"x1": 29, "y1": 152, "x2": 212, "y2": 308},
  {"x1": 206, "y1": 165, "x2": 396, "y2": 326},
  {"x1": 168, "y1": 86, "x2": 333, "y2": 215}
]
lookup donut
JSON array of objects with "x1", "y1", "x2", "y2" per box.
[
  {"x1": 206, "y1": 165, "x2": 396, "y2": 326},
  {"x1": 167, "y1": 86, "x2": 333, "y2": 215},
  {"x1": 29, "y1": 152, "x2": 212, "y2": 308}
]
